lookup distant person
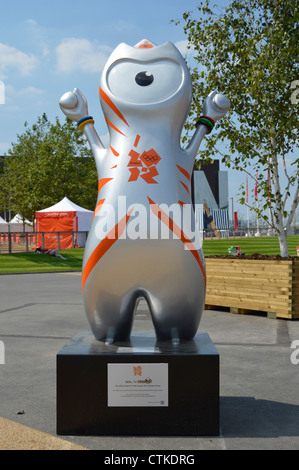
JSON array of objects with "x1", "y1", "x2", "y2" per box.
[{"x1": 35, "y1": 247, "x2": 67, "y2": 260}]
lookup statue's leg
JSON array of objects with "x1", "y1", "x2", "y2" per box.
[{"x1": 83, "y1": 287, "x2": 138, "y2": 343}]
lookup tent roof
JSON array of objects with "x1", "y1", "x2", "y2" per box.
[
  {"x1": 10, "y1": 214, "x2": 32, "y2": 224},
  {"x1": 0, "y1": 216, "x2": 8, "y2": 224},
  {"x1": 37, "y1": 197, "x2": 93, "y2": 214}
]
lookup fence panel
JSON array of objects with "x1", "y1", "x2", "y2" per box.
[{"x1": 0, "y1": 232, "x2": 89, "y2": 254}]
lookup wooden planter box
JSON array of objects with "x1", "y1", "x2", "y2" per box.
[{"x1": 205, "y1": 258, "x2": 299, "y2": 319}]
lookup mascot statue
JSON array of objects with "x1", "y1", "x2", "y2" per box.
[{"x1": 59, "y1": 39, "x2": 230, "y2": 343}]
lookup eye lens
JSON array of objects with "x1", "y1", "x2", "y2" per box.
[{"x1": 135, "y1": 71, "x2": 154, "y2": 86}]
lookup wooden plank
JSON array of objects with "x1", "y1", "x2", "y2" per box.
[
  {"x1": 206, "y1": 260, "x2": 292, "y2": 266},
  {"x1": 205, "y1": 295, "x2": 292, "y2": 307},
  {"x1": 206, "y1": 285, "x2": 291, "y2": 297},
  {"x1": 206, "y1": 259, "x2": 293, "y2": 268},
  {"x1": 206, "y1": 286, "x2": 292, "y2": 299},
  {"x1": 206, "y1": 268, "x2": 292, "y2": 277},
  {"x1": 215, "y1": 270, "x2": 292, "y2": 276},
  {"x1": 205, "y1": 291, "x2": 291, "y2": 307},
  {"x1": 206, "y1": 278, "x2": 292, "y2": 290},
  {"x1": 277, "y1": 312, "x2": 298, "y2": 319},
  {"x1": 205, "y1": 294, "x2": 291, "y2": 312},
  {"x1": 204, "y1": 304, "x2": 295, "y2": 319},
  {"x1": 206, "y1": 286, "x2": 291, "y2": 296},
  {"x1": 206, "y1": 279, "x2": 292, "y2": 291},
  {"x1": 205, "y1": 256, "x2": 292, "y2": 265},
  {"x1": 206, "y1": 269, "x2": 292, "y2": 276},
  {"x1": 206, "y1": 280, "x2": 291, "y2": 291},
  {"x1": 204, "y1": 259, "x2": 299, "y2": 319}
]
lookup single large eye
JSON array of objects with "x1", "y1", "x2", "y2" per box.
[
  {"x1": 107, "y1": 59, "x2": 184, "y2": 104},
  {"x1": 135, "y1": 71, "x2": 154, "y2": 86}
]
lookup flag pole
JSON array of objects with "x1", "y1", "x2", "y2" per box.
[
  {"x1": 246, "y1": 175, "x2": 250, "y2": 235},
  {"x1": 255, "y1": 171, "x2": 260, "y2": 236}
]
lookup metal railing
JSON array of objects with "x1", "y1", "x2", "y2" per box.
[
  {"x1": 0, "y1": 231, "x2": 89, "y2": 254},
  {"x1": 203, "y1": 227, "x2": 282, "y2": 239},
  {"x1": 1, "y1": 227, "x2": 298, "y2": 254}
]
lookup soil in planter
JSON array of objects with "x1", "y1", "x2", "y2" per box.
[{"x1": 206, "y1": 253, "x2": 299, "y2": 261}]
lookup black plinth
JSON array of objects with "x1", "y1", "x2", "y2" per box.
[{"x1": 56, "y1": 331, "x2": 219, "y2": 436}]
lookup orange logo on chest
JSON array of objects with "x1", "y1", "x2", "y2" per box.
[{"x1": 128, "y1": 135, "x2": 161, "y2": 184}]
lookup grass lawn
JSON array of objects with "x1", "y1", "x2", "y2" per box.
[
  {"x1": 0, "y1": 236, "x2": 298, "y2": 273},
  {"x1": 0, "y1": 248, "x2": 84, "y2": 273},
  {"x1": 203, "y1": 235, "x2": 299, "y2": 257}
]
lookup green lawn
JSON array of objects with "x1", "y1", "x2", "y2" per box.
[
  {"x1": 0, "y1": 248, "x2": 84, "y2": 273},
  {"x1": 203, "y1": 235, "x2": 299, "y2": 257},
  {"x1": 0, "y1": 236, "x2": 298, "y2": 273}
]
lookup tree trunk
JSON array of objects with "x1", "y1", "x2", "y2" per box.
[
  {"x1": 278, "y1": 223, "x2": 289, "y2": 257},
  {"x1": 271, "y1": 128, "x2": 289, "y2": 257},
  {"x1": 285, "y1": 181, "x2": 299, "y2": 235}
]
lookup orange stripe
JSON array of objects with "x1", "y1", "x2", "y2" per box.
[
  {"x1": 93, "y1": 198, "x2": 105, "y2": 219},
  {"x1": 99, "y1": 87, "x2": 129, "y2": 127},
  {"x1": 110, "y1": 146, "x2": 120, "y2": 156},
  {"x1": 177, "y1": 165, "x2": 191, "y2": 181},
  {"x1": 180, "y1": 180, "x2": 191, "y2": 197},
  {"x1": 98, "y1": 178, "x2": 113, "y2": 195},
  {"x1": 147, "y1": 197, "x2": 206, "y2": 285},
  {"x1": 82, "y1": 208, "x2": 134, "y2": 292},
  {"x1": 105, "y1": 116, "x2": 126, "y2": 136},
  {"x1": 178, "y1": 200, "x2": 186, "y2": 207},
  {"x1": 134, "y1": 134, "x2": 141, "y2": 147}
]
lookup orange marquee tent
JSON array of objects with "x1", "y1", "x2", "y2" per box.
[{"x1": 35, "y1": 197, "x2": 93, "y2": 249}]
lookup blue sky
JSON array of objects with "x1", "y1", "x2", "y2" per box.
[
  {"x1": 0, "y1": 0, "x2": 200, "y2": 149},
  {"x1": 0, "y1": 0, "x2": 263, "y2": 220}
]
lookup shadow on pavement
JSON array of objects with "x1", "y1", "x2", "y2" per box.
[{"x1": 221, "y1": 396, "x2": 299, "y2": 438}]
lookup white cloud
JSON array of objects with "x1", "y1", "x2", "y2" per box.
[
  {"x1": 25, "y1": 19, "x2": 37, "y2": 26},
  {"x1": 4, "y1": 84, "x2": 44, "y2": 98},
  {"x1": 0, "y1": 80, "x2": 4, "y2": 104},
  {"x1": 18, "y1": 86, "x2": 44, "y2": 96},
  {"x1": 1, "y1": 85, "x2": 45, "y2": 110},
  {"x1": 42, "y1": 47, "x2": 50, "y2": 57},
  {"x1": 55, "y1": 38, "x2": 112, "y2": 74},
  {"x1": 0, "y1": 43, "x2": 38, "y2": 79}
]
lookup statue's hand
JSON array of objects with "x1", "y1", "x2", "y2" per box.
[
  {"x1": 59, "y1": 88, "x2": 89, "y2": 122},
  {"x1": 202, "y1": 91, "x2": 230, "y2": 122}
]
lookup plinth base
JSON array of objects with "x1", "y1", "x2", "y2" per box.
[{"x1": 56, "y1": 331, "x2": 219, "y2": 436}]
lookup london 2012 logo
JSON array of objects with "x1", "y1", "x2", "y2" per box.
[
  {"x1": 133, "y1": 365, "x2": 143, "y2": 376},
  {"x1": 128, "y1": 134, "x2": 161, "y2": 184},
  {"x1": 133, "y1": 365, "x2": 152, "y2": 384}
]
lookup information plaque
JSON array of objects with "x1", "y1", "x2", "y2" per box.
[
  {"x1": 57, "y1": 331, "x2": 220, "y2": 436},
  {"x1": 107, "y1": 363, "x2": 168, "y2": 407}
]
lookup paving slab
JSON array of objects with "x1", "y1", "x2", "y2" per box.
[{"x1": 0, "y1": 272, "x2": 299, "y2": 450}]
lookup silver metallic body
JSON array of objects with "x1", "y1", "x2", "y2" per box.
[{"x1": 59, "y1": 39, "x2": 230, "y2": 342}]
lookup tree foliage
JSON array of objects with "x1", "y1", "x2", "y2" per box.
[
  {"x1": 0, "y1": 114, "x2": 98, "y2": 224},
  {"x1": 176, "y1": 0, "x2": 299, "y2": 255}
]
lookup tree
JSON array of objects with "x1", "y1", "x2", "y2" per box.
[
  {"x1": 0, "y1": 114, "x2": 98, "y2": 226},
  {"x1": 176, "y1": 0, "x2": 299, "y2": 256}
]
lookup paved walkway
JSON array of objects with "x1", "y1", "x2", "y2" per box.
[{"x1": 1, "y1": 272, "x2": 299, "y2": 450}]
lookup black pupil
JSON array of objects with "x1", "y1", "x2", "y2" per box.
[{"x1": 135, "y1": 71, "x2": 154, "y2": 86}]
